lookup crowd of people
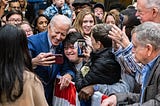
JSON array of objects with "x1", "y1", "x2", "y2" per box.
[{"x1": 0, "y1": 0, "x2": 160, "y2": 106}]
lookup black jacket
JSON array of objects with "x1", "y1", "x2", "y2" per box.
[{"x1": 76, "y1": 48, "x2": 121, "y2": 92}]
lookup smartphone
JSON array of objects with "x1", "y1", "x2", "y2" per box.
[
  {"x1": 119, "y1": 14, "x2": 124, "y2": 30},
  {"x1": 53, "y1": 54, "x2": 64, "y2": 64},
  {"x1": 77, "y1": 39, "x2": 87, "y2": 57}
]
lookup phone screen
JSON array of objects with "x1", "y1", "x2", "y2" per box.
[
  {"x1": 53, "y1": 54, "x2": 64, "y2": 64},
  {"x1": 77, "y1": 39, "x2": 87, "y2": 57}
]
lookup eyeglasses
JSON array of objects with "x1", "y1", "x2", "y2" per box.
[{"x1": 8, "y1": 18, "x2": 22, "y2": 24}]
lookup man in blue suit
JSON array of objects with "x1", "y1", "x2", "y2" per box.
[{"x1": 28, "y1": 14, "x2": 75, "y2": 106}]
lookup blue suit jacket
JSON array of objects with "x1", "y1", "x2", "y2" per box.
[{"x1": 28, "y1": 31, "x2": 75, "y2": 106}]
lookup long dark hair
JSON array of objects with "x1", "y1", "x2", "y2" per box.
[{"x1": 0, "y1": 24, "x2": 33, "y2": 102}]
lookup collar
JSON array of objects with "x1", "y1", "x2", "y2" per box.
[{"x1": 47, "y1": 33, "x2": 53, "y2": 49}]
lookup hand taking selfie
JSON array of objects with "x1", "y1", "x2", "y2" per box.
[{"x1": 32, "y1": 52, "x2": 56, "y2": 66}]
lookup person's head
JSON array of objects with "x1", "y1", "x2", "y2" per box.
[
  {"x1": 65, "y1": 0, "x2": 74, "y2": 10},
  {"x1": 104, "y1": 12, "x2": 116, "y2": 25},
  {"x1": 0, "y1": 24, "x2": 33, "y2": 102},
  {"x1": 136, "y1": 0, "x2": 160, "y2": 23},
  {"x1": 19, "y1": 20, "x2": 33, "y2": 37},
  {"x1": 33, "y1": 14, "x2": 50, "y2": 33},
  {"x1": 73, "y1": 8, "x2": 96, "y2": 37},
  {"x1": 72, "y1": 0, "x2": 91, "y2": 15},
  {"x1": 8, "y1": 0, "x2": 21, "y2": 11},
  {"x1": 6, "y1": 10, "x2": 23, "y2": 25},
  {"x1": 93, "y1": 2, "x2": 105, "y2": 20},
  {"x1": 47, "y1": 14, "x2": 71, "y2": 46},
  {"x1": 91, "y1": 24, "x2": 112, "y2": 51},
  {"x1": 18, "y1": 0, "x2": 27, "y2": 9},
  {"x1": 63, "y1": 32, "x2": 84, "y2": 64},
  {"x1": 131, "y1": 22, "x2": 160, "y2": 65},
  {"x1": 53, "y1": 0, "x2": 65, "y2": 8},
  {"x1": 109, "y1": 9, "x2": 120, "y2": 26}
]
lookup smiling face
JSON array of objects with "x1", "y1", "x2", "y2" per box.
[
  {"x1": 64, "y1": 43, "x2": 82, "y2": 64},
  {"x1": 82, "y1": 14, "x2": 94, "y2": 35},
  {"x1": 48, "y1": 23, "x2": 69, "y2": 46}
]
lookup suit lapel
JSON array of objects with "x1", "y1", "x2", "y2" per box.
[
  {"x1": 146, "y1": 57, "x2": 160, "y2": 85},
  {"x1": 40, "y1": 31, "x2": 50, "y2": 52}
]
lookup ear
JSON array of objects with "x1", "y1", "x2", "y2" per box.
[
  {"x1": 97, "y1": 41, "x2": 103, "y2": 48},
  {"x1": 152, "y1": 7, "x2": 159, "y2": 17},
  {"x1": 146, "y1": 44, "x2": 153, "y2": 57}
]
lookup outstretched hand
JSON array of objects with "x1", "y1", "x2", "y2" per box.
[
  {"x1": 101, "y1": 95, "x2": 117, "y2": 106},
  {"x1": 108, "y1": 25, "x2": 130, "y2": 49}
]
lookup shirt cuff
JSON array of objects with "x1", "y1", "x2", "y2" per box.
[{"x1": 122, "y1": 43, "x2": 133, "y2": 55}]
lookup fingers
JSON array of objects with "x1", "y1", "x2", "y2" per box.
[
  {"x1": 108, "y1": 25, "x2": 123, "y2": 42},
  {"x1": 78, "y1": 90, "x2": 90, "y2": 101},
  {"x1": 108, "y1": 25, "x2": 130, "y2": 49},
  {"x1": 36, "y1": 52, "x2": 56, "y2": 66},
  {"x1": 59, "y1": 76, "x2": 71, "y2": 90}
]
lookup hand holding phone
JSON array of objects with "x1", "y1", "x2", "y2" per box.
[
  {"x1": 76, "y1": 39, "x2": 87, "y2": 57},
  {"x1": 53, "y1": 54, "x2": 64, "y2": 64}
]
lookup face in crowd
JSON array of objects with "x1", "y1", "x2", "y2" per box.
[
  {"x1": 136, "y1": 0, "x2": 159, "y2": 23},
  {"x1": 105, "y1": 14, "x2": 116, "y2": 25},
  {"x1": 9, "y1": 1, "x2": 21, "y2": 11},
  {"x1": 7, "y1": 14, "x2": 22, "y2": 25},
  {"x1": 94, "y1": 7, "x2": 104, "y2": 20},
  {"x1": 47, "y1": 15, "x2": 71, "y2": 46},
  {"x1": 54, "y1": 0, "x2": 65, "y2": 8},
  {"x1": 82, "y1": 14, "x2": 94, "y2": 35},
  {"x1": 36, "y1": 15, "x2": 49, "y2": 32}
]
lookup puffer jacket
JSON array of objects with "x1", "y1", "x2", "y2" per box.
[{"x1": 76, "y1": 48, "x2": 121, "y2": 92}]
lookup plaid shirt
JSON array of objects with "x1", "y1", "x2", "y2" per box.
[
  {"x1": 114, "y1": 43, "x2": 143, "y2": 85},
  {"x1": 43, "y1": 3, "x2": 72, "y2": 19}
]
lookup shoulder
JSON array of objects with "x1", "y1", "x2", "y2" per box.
[
  {"x1": 45, "y1": 4, "x2": 57, "y2": 11},
  {"x1": 23, "y1": 70, "x2": 41, "y2": 83},
  {"x1": 23, "y1": 71, "x2": 44, "y2": 93},
  {"x1": 28, "y1": 31, "x2": 47, "y2": 43},
  {"x1": 63, "y1": 3, "x2": 71, "y2": 10}
]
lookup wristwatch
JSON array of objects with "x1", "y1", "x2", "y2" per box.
[{"x1": 93, "y1": 85, "x2": 99, "y2": 91}]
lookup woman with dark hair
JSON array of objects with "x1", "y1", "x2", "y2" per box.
[
  {"x1": 0, "y1": 24, "x2": 48, "y2": 106},
  {"x1": 33, "y1": 14, "x2": 50, "y2": 34}
]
